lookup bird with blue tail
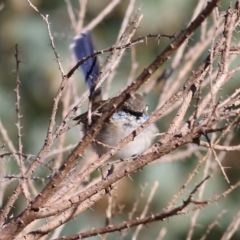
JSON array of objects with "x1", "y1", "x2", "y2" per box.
[{"x1": 71, "y1": 31, "x2": 158, "y2": 160}]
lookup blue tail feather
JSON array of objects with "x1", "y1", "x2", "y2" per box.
[{"x1": 71, "y1": 32, "x2": 100, "y2": 90}]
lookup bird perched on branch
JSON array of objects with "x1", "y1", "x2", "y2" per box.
[{"x1": 71, "y1": 32, "x2": 157, "y2": 159}]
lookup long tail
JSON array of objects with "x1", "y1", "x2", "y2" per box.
[{"x1": 71, "y1": 32, "x2": 101, "y2": 101}]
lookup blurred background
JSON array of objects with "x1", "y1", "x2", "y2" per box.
[{"x1": 0, "y1": 0, "x2": 240, "y2": 239}]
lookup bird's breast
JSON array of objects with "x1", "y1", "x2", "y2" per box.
[{"x1": 93, "y1": 111, "x2": 157, "y2": 159}]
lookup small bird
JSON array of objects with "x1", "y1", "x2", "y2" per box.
[{"x1": 71, "y1": 32, "x2": 157, "y2": 159}]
